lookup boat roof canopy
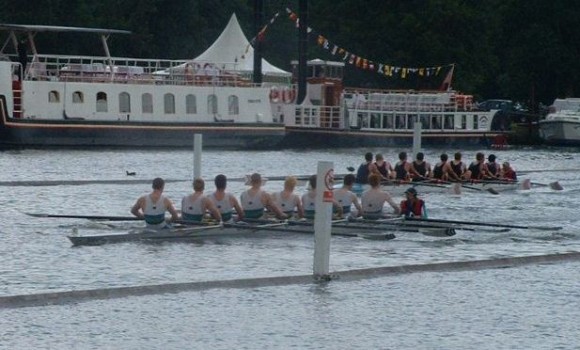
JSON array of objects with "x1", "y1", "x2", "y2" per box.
[{"x1": 0, "y1": 24, "x2": 131, "y2": 35}]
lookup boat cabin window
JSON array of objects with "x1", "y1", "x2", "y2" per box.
[
  {"x1": 119, "y1": 92, "x2": 131, "y2": 113},
  {"x1": 461, "y1": 115, "x2": 467, "y2": 129},
  {"x1": 370, "y1": 113, "x2": 380, "y2": 128},
  {"x1": 186, "y1": 94, "x2": 197, "y2": 114},
  {"x1": 431, "y1": 115, "x2": 442, "y2": 129},
  {"x1": 407, "y1": 115, "x2": 416, "y2": 129},
  {"x1": 228, "y1": 95, "x2": 239, "y2": 115},
  {"x1": 142, "y1": 93, "x2": 153, "y2": 114},
  {"x1": 48, "y1": 91, "x2": 59, "y2": 103},
  {"x1": 395, "y1": 114, "x2": 406, "y2": 129},
  {"x1": 96, "y1": 92, "x2": 108, "y2": 112},
  {"x1": 208, "y1": 95, "x2": 218, "y2": 115},
  {"x1": 164, "y1": 93, "x2": 175, "y2": 114},
  {"x1": 382, "y1": 114, "x2": 393, "y2": 129},
  {"x1": 72, "y1": 91, "x2": 84, "y2": 103},
  {"x1": 444, "y1": 115, "x2": 454, "y2": 129}
]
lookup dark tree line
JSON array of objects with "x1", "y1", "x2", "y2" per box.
[{"x1": 1, "y1": 0, "x2": 578, "y2": 109}]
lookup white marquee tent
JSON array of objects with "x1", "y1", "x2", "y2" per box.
[{"x1": 194, "y1": 13, "x2": 291, "y2": 78}]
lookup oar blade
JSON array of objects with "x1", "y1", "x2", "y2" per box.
[
  {"x1": 549, "y1": 181, "x2": 564, "y2": 191},
  {"x1": 486, "y1": 187, "x2": 500, "y2": 195},
  {"x1": 358, "y1": 233, "x2": 396, "y2": 240}
]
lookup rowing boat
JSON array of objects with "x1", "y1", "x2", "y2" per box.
[
  {"x1": 67, "y1": 220, "x2": 456, "y2": 246},
  {"x1": 346, "y1": 178, "x2": 557, "y2": 196}
]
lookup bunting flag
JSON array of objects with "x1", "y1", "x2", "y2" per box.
[
  {"x1": 439, "y1": 64, "x2": 455, "y2": 91},
  {"x1": 285, "y1": 8, "x2": 454, "y2": 84},
  {"x1": 243, "y1": 11, "x2": 281, "y2": 59}
]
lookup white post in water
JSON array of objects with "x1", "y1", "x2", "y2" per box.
[
  {"x1": 412, "y1": 115, "x2": 422, "y2": 157},
  {"x1": 193, "y1": 134, "x2": 202, "y2": 179},
  {"x1": 313, "y1": 161, "x2": 334, "y2": 278}
]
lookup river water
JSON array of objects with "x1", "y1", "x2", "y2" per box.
[{"x1": 1, "y1": 146, "x2": 579, "y2": 349}]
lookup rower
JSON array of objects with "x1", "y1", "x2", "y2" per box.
[
  {"x1": 208, "y1": 174, "x2": 244, "y2": 222},
  {"x1": 271, "y1": 176, "x2": 304, "y2": 219},
  {"x1": 485, "y1": 154, "x2": 500, "y2": 179},
  {"x1": 181, "y1": 178, "x2": 221, "y2": 222},
  {"x1": 333, "y1": 174, "x2": 363, "y2": 218},
  {"x1": 443, "y1": 152, "x2": 468, "y2": 181},
  {"x1": 393, "y1": 151, "x2": 411, "y2": 181},
  {"x1": 500, "y1": 162, "x2": 517, "y2": 181},
  {"x1": 240, "y1": 173, "x2": 287, "y2": 219},
  {"x1": 302, "y1": 175, "x2": 342, "y2": 219},
  {"x1": 355, "y1": 152, "x2": 375, "y2": 184},
  {"x1": 432, "y1": 153, "x2": 449, "y2": 181},
  {"x1": 361, "y1": 173, "x2": 400, "y2": 220},
  {"x1": 400, "y1": 187, "x2": 427, "y2": 218},
  {"x1": 373, "y1": 153, "x2": 392, "y2": 180},
  {"x1": 409, "y1": 152, "x2": 432, "y2": 181},
  {"x1": 131, "y1": 177, "x2": 179, "y2": 228},
  {"x1": 467, "y1": 152, "x2": 486, "y2": 180}
]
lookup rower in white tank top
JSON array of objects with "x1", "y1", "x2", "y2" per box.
[
  {"x1": 272, "y1": 190, "x2": 301, "y2": 217},
  {"x1": 144, "y1": 194, "x2": 169, "y2": 228},
  {"x1": 208, "y1": 192, "x2": 236, "y2": 222},
  {"x1": 181, "y1": 194, "x2": 205, "y2": 222},
  {"x1": 301, "y1": 190, "x2": 316, "y2": 219},
  {"x1": 131, "y1": 177, "x2": 180, "y2": 229},
  {"x1": 240, "y1": 189, "x2": 266, "y2": 219}
]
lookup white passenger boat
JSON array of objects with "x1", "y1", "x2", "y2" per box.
[
  {"x1": 0, "y1": 14, "x2": 514, "y2": 149},
  {"x1": 0, "y1": 19, "x2": 288, "y2": 149},
  {"x1": 539, "y1": 98, "x2": 580, "y2": 146}
]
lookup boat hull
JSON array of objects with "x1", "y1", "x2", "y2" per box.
[
  {"x1": 67, "y1": 222, "x2": 407, "y2": 246},
  {"x1": 538, "y1": 119, "x2": 580, "y2": 146},
  {"x1": 0, "y1": 97, "x2": 285, "y2": 149},
  {"x1": 282, "y1": 126, "x2": 501, "y2": 148}
]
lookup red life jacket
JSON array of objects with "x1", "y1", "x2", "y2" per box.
[{"x1": 400, "y1": 199, "x2": 425, "y2": 217}]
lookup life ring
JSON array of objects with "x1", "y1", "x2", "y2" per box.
[
  {"x1": 269, "y1": 86, "x2": 280, "y2": 103},
  {"x1": 282, "y1": 87, "x2": 296, "y2": 104}
]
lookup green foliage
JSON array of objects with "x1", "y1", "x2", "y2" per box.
[{"x1": 0, "y1": 0, "x2": 578, "y2": 106}]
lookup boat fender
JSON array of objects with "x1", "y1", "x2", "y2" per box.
[{"x1": 269, "y1": 86, "x2": 280, "y2": 103}]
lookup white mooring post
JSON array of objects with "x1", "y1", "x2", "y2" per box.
[
  {"x1": 412, "y1": 116, "x2": 422, "y2": 157},
  {"x1": 193, "y1": 134, "x2": 203, "y2": 179},
  {"x1": 313, "y1": 161, "x2": 334, "y2": 278}
]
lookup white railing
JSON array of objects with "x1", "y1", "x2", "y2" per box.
[
  {"x1": 22, "y1": 54, "x2": 266, "y2": 88},
  {"x1": 294, "y1": 105, "x2": 342, "y2": 128}
]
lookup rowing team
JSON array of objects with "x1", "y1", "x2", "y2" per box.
[
  {"x1": 130, "y1": 173, "x2": 427, "y2": 229},
  {"x1": 355, "y1": 151, "x2": 518, "y2": 184}
]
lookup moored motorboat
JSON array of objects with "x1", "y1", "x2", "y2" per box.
[{"x1": 539, "y1": 98, "x2": 580, "y2": 146}]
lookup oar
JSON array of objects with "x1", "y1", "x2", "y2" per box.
[
  {"x1": 25, "y1": 213, "x2": 142, "y2": 221},
  {"x1": 430, "y1": 180, "x2": 499, "y2": 195},
  {"x1": 531, "y1": 181, "x2": 563, "y2": 191},
  {"x1": 410, "y1": 218, "x2": 562, "y2": 231},
  {"x1": 239, "y1": 218, "x2": 396, "y2": 240},
  {"x1": 518, "y1": 168, "x2": 580, "y2": 175},
  {"x1": 350, "y1": 218, "x2": 509, "y2": 233}
]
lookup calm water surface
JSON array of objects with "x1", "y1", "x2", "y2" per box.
[{"x1": 1, "y1": 146, "x2": 579, "y2": 349}]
